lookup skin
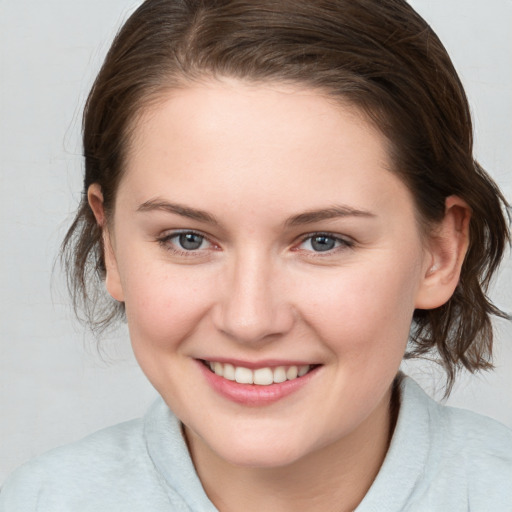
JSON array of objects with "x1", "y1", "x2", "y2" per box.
[{"x1": 89, "y1": 79, "x2": 470, "y2": 511}]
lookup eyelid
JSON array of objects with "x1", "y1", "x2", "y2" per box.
[
  {"x1": 294, "y1": 232, "x2": 355, "y2": 253},
  {"x1": 155, "y1": 229, "x2": 354, "y2": 258},
  {"x1": 157, "y1": 229, "x2": 218, "y2": 255}
]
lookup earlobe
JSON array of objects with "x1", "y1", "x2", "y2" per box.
[
  {"x1": 415, "y1": 196, "x2": 471, "y2": 310},
  {"x1": 87, "y1": 184, "x2": 125, "y2": 302}
]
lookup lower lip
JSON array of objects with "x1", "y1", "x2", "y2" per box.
[{"x1": 197, "y1": 360, "x2": 319, "y2": 406}]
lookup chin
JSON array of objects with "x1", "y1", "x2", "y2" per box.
[
  {"x1": 219, "y1": 442, "x2": 306, "y2": 469},
  {"x1": 198, "y1": 423, "x2": 325, "y2": 469}
]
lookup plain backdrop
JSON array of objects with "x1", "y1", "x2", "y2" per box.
[{"x1": 0, "y1": 0, "x2": 511, "y2": 482}]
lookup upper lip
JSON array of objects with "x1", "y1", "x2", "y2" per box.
[{"x1": 199, "y1": 357, "x2": 320, "y2": 369}]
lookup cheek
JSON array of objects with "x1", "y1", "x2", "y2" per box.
[
  {"x1": 297, "y1": 257, "x2": 421, "y2": 357},
  {"x1": 120, "y1": 260, "x2": 215, "y2": 351}
]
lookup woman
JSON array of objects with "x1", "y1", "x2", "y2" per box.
[{"x1": 1, "y1": 0, "x2": 510, "y2": 510}]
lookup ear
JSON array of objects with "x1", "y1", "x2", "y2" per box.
[
  {"x1": 87, "y1": 184, "x2": 124, "y2": 302},
  {"x1": 415, "y1": 196, "x2": 471, "y2": 310}
]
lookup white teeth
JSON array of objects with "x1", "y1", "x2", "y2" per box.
[
  {"x1": 235, "y1": 366, "x2": 254, "y2": 384},
  {"x1": 213, "y1": 362, "x2": 223, "y2": 376},
  {"x1": 298, "y1": 365, "x2": 310, "y2": 377},
  {"x1": 286, "y1": 366, "x2": 298, "y2": 380},
  {"x1": 223, "y1": 363, "x2": 235, "y2": 381},
  {"x1": 206, "y1": 361, "x2": 313, "y2": 385},
  {"x1": 273, "y1": 366, "x2": 287, "y2": 383},
  {"x1": 253, "y1": 368, "x2": 274, "y2": 385}
]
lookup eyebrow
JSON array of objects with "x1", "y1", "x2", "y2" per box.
[
  {"x1": 137, "y1": 199, "x2": 219, "y2": 225},
  {"x1": 284, "y1": 206, "x2": 376, "y2": 227},
  {"x1": 137, "y1": 198, "x2": 375, "y2": 227}
]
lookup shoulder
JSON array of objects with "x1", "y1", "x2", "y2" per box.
[
  {"x1": 437, "y1": 397, "x2": 512, "y2": 458},
  {"x1": 0, "y1": 411, "x2": 170, "y2": 511},
  {"x1": 361, "y1": 376, "x2": 512, "y2": 512},
  {"x1": 1, "y1": 399, "x2": 214, "y2": 512},
  {"x1": 403, "y1": 376, "x2": 512, "y2": 461},
  {"x1": 403, "y1": 376, "x2": 512, "y2": 508},
  {"x1": 1, "y1": 418, "x2": 141, "y2": 503}
]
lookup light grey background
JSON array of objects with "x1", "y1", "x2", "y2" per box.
[{"x1": 1, "y1": 1, "x2": 511, "y2": 482}]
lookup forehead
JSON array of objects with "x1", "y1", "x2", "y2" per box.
[
  {"x1": 128, "y1": 79, "x2": 383, "y2": 156},
  {"x1": 120, "y1": 79, "x2": 415, "y2": 224}
]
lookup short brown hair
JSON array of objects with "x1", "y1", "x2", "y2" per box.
[{"x1": 62, "y1": 0, "x2": 510, "y2": 393}]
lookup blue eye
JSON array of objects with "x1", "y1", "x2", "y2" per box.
[
  {"x1": 177, "y1": 232, "x2": 205, "y2": 251},
  {"x1": 158, "y1": 231, "x2": 211, "y2": 253},
  {"x1": 299, "y1": 234, "x2": 350, "y2": 253},
  {"x1": 310, "y1": 235, "x2": 336, "y2": 252}
]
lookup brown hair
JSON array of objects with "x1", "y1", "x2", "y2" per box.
[{"x1": 62, "y1": 0, "x2": 510, "y2": 392}]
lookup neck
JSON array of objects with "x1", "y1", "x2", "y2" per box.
[{"x1": 186, "y1": 382, "x2": 399, "y2": 512}]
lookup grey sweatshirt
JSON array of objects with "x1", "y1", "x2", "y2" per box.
[{"x1": 1, "y1": 377, "x2": 511, "y2": 511}]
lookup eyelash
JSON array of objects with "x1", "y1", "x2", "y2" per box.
[
  {"x1": 295, "y1": 232, "x2": 354, "y2": 255},
  {"x1": 156, "y1": 230, "x2": 354, "y2": 258},
  {"x1": 157, "y1": 230, "x2": 215, "y2": 257}
]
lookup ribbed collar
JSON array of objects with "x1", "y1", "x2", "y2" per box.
[
  {"x1": 356, "y1": 376, "x2": 433, "y2": 511},
  {"x1": 144, "y1": 399, "x2": 218, "y2": 511}
]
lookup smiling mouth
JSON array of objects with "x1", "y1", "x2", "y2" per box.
[{"x1": 202, "y1": 360, "x2": 318, "y2": 386}]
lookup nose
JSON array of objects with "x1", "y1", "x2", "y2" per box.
[{"x1": 212, "y1": 250, "x2": 295, "y2": 345}]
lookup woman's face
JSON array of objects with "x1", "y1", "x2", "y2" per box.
[{"x1": 101, "y1": 80, "x2": 435, "y2": 468}]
